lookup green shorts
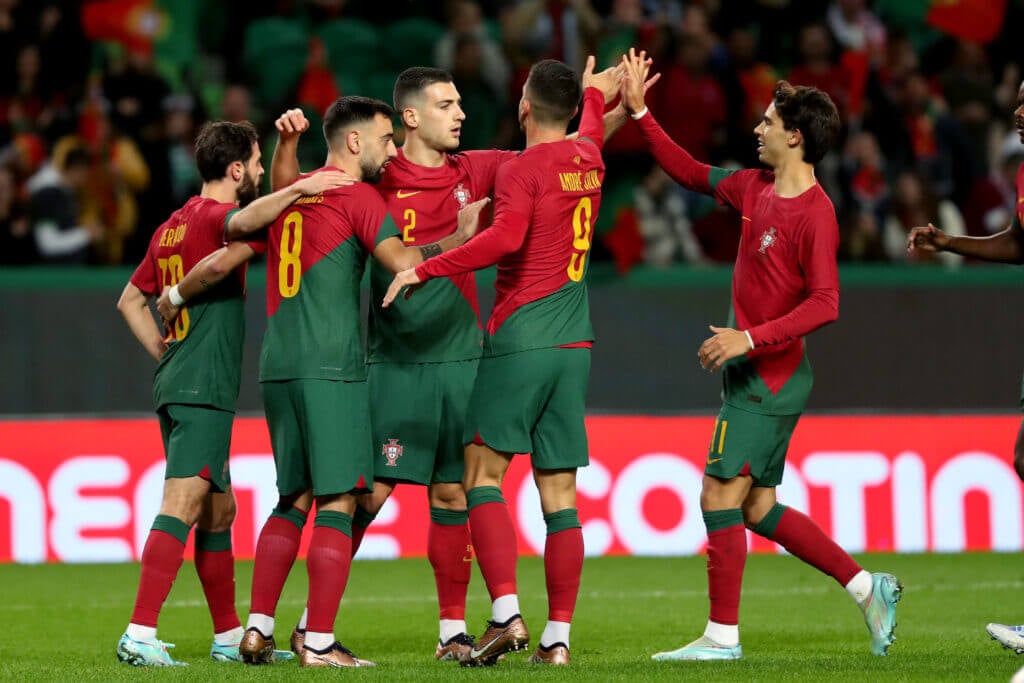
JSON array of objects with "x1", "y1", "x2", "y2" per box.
[
  {"x1": 157, "y1": 403, "x2": 234, "y2": 492},
  {"x1": 260, "y1": 378, "x2": 373, "y2": 498},
  {"x1": 705, "y1": 403, "x2": 800, "y2": 487},
  {"x1": 369, "y1": 359, "x2": 478, "y2": 485},
  {"x1": 464, "y1": 347, "x2": 590, "y2": 470}
]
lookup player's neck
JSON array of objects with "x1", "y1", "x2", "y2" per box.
[
  {"x1": 324, "y1": 152, "x2": 362, "y2": 181},
  {"x1": 200, "y1": 180, "x2": 239, "y2": 205},
  {"x1": 771, "y1": 157, "x2": 817, "y2": 198},
  {"x1": 401, "y1": 135, "x2": 447, "y2": 168},
  {"x1": 523, "y1": 119, "x2": 567, "y2": 148}
]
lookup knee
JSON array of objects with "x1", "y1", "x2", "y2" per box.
[
  {"x1": 205, "y1": 497, "x2": 237, "y2": 533},
  {"x1": 430, "y1": 482, "x2": 466, "y2": 509}
]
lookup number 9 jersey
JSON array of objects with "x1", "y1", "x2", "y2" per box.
[{"x1": 130, "y1": 196, "x2": 264, "y2": 411}]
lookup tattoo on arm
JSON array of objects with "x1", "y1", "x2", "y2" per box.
[
  {"x1": 199, "y1": 277, "x2": 212, "y2": 290},
  {"x1": 419, "y1": 243, "x2": 442, "y2": 260}
]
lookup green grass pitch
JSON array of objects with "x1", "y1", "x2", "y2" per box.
[{"x1": 1, "y1": 553, "x2": 1022, "y2": 681}]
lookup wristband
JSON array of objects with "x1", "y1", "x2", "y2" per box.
[
  {"x1": 168, "y1": 284, "x2": 186, "y2": 307},
  {"x1": 630, "y1": 107, "x2": 648, "y2": 120},
  {"x1": 744, "y1": 330, "x2": 754, "y2": 351}
]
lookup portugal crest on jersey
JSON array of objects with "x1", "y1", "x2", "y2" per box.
[
  {"x1": 758, "y1": 227, "x2": 778, "y2": 254},
  {"x1": 382, "y1": 438, "x2": 403, "y2": 466},
  {"x1": 453, "y1": 183, "x2": 470, "y2": 209}
]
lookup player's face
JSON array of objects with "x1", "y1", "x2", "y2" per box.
[
  {"x1": 411, "y1": 82, "x2": 465, "y2": 152},
  {"x1": 237, "y1": 142, "x2": 263, "y2": 206},
  {"x1": 753, "y1": 102, "x2": 792, "y2": 167},
  {"x1": 359, "y1": 113, "x2": 398, "y2": 184},
  {"x1": 1014, "y1": 81, "x2": 1024, "y2": 143}
]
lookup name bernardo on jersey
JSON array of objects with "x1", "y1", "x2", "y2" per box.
[
  {"x1": 159, "y1": 223, "x2": 188, "y2": 247},
  {"x1": 558, "y1": 169, "x2": 601, "y2": 193}
]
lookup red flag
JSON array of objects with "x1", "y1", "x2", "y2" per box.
[
  {"x1": 926, "y1": 0, "x2": 1006, "y2": 44},
  {"x1": 81, "y1": 0, "x2": 167, "y2": 54}
]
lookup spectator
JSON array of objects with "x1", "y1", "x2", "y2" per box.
[
  {"x1": 656, "y1": 30, "x2": 726, "y2": 165},
  {"x1": 962, "y1": 131, "x2": 1024, "y2": 240},
  {"x1": 163, "y1": 94, "x2": 201, "y2": 206},
  {"x1": 0, "y1": 159, "x2": 32, "y2": 264},
  {"x1": 26, "y1": 143, "x2": 100, "y2": 264},
  {"x1": 436, "y1": 0, "x2": 510, "y2": 103},
  {"x1": 221, "y1": 84, "x2": 252, "y2": 123},
  {"x1": 884, "y1": 170, "x2": 964, "y2": 266},
  {"x1": 788, "y1": 23, "x2": 850, "y2": 117},
  {"x1": 450, "y1": 33, "x2": 508, "y2": 150},
  {"x1": 634, "y1": 164, "x2": 706, "y2": 266},
  {"x1": 827, "y1": 0, "x2": 886, "y2": 60}
]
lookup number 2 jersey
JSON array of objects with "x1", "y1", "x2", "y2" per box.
[
  {"x1": 259, "y1": 173, "x2": 399, "y2": 382},
  {"x1": 368, "y1": 148, "x2": 517, "y2": 363},
  {"x1": 415, "y1": 87, "x2": 607, "y2": 357},
  {"x1": 130, "y1": 196, "x2": 263, "y2": 411},
  {"x1": 634, "y1": 111, "x2": 840, "y2": 415}
]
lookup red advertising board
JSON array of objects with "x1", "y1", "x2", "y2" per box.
[{"x1": 0, "y1": 415, "x2": 1021, "y2": 563}]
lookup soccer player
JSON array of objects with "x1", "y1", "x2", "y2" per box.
[
  {"x1": 907, "y1": 79, "x2": 1024, "y2": 657},
  {"x1": 272, "y1": 63, "x2": 652, "y2": 661},
  {"x1": 115, "y1": 120, "x2": 346, "y2": 666},
  {"x1": 617, "y1": 48, "x2": 902, "y2": 661},
  {"x1": 383, "y1": 56, "x2": 622, "y2": 666},
  {"x1": 161, "y1": 96, "x2": 487, "y2": 667}
]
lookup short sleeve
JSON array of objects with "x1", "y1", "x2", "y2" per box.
[
  {"x1": 352, "y1": 188, "x2": 397, "y2": 252},
  {"x1": 129, "y1": 251, "x2": 159, "y2": 295}
]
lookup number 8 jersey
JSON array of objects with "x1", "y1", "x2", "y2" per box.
[
  {"x1": 130, "y1": 196, "x2": 263, "y2": 410},
  {"x1": 259, "y1": 175, "x2": 400, "y2": 382}
]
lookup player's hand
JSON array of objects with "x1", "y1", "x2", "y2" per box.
[
  {"x1": 698, "y1": 325, "x2": 753, "y2": 372},
  {"x1": 620, "y1": 48, "x2": 658, "y2": 114},
  {"x1": 275, "y1": 108, "x2": 309, "y2": 144},
  {"x1": 456, "y1": 197, "x2": 490, "y2": 242},
  {"x1": 907, "y1": 223, "x2": 950, "y2": 253},
  {"x1": 292, "y1": 170, "x2": 355, "y2": 197},
  {"x1": 582, "y1": 55, "x2": 625, "y2": 104},
  {"x1": 156, "y1": 286, "x2": 180, "y2": 326},
  {"x1": 383, "y1": 268, "x2": 423, "y2": 308}
]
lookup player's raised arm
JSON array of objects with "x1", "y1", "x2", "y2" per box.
[
  {"x1": 117, "y1": 283, "x2": 167, "y2": 362},
  {"x1": 621, "y1": 48, "x2": 719, "y2": 196},
  {"x1": 908, "y1": 220, "x2": 1024, "y2": 264},
  {"x1": 156, "y1": 240, "x2": 259, "y2": 324},
  {"x1": 271, "y1": 108, "x2": 306, "y2": 190},
  {"x1": 225, "y1": 169, "x2": 353, "y2": 239}
]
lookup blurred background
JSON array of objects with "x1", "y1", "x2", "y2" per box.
[{"x1": 2, "y1": 0, "x2": 1024, "y2": 563}]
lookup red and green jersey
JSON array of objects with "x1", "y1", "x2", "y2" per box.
[
  {"x1": 130, "y1": 196, "x2": 262, "y2": 411},
  {"x1": 415, "y1": 87, "x2": 607, "y2": 357},
  {"x1": 368, "y1": 148, "x2": 517, "y2": 363},
  {"x1": 259, "y1": 170, "x2": 400, "y2": 382},
  {"x1": 635, "y1": 111, "x2": 840, "y2": 415}
]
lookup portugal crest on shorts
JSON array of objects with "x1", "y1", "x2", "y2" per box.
[
  {"x1": 382, "y1": 438, "x2": 403, "y2": 466},
  {"x1": 758, "y1": 226, "x2": 778, "y2": 254},
  {"x1": 453, "y1": 183, "x2": 470, "y2": 209}
]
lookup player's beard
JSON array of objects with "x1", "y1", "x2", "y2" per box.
[
  {"x1": 236, "y1": 170, "x2": 259, "y2": 206},
  {"x1": 361, "y1": 156, "x2": 386, "y2": 184}
]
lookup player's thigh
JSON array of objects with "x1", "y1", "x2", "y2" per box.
[
  {"x1": 369, "y1": 362, "x2": 441, "y2": 486},
  {"x1": 463, "y1": 351, "x2": 548, "y2": 455},
  {"x1": 300, "y1": 379, "x2": 374, "y2": 498},
  {"x1": 433, "y1": 358, "x2": 479, "y2": 484},
  {"x1": 260, "y1": 380, "x2": 311, "y2": 497},
  {"x1": 159, "y1": 403, "x2": 234, "y2": 492},
  {"x1": 531, "y1": 348, "x2": 590, "y2": 470},
  {"x1": 705, "y1": 404, "x2": 799, "y2": 486}
]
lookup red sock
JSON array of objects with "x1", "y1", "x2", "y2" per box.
[
  {"x1": 130, "y1": 530, "x2": 186, "y2": 627},
  {"x1": 544, "y1": 528, "x2": 583, "y2": 623},
  {"x1": 250, "y1": 513, "x2": 304, "y2": 616},
  {"x1": 706, "y1": 525, "x2": 746, "y2": 625},
  {"x1": 195, "y1": 547, "x2": 241, "y2": 634},
  {"x1": 306, "y1": 526, "x2": 352, "y2": 634},
  {"x1": 469, "y1": 501, "x2": 518, "y2": 601},
  {"x1": 769, "y1": 507, "x2": 861, "y2": 585},
  {"x1": 350, "y1": 523, "x2": 368, "y2": 557},
  {"x1": 428, "y1": 520, "x2": 472, "y2": 620}
]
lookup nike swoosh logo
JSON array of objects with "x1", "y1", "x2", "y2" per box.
[
  {"x1": 707, "y1": 457, "x2": 722, "y2": 465},
  {"x1": 396, "y1": 190, "x2": 421, "y2": 198},
  {"x1": 469, "y1": 635, "x2": 501, "y2": 659}
]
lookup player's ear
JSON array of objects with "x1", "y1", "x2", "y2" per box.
[
  {"x1": 788, "y1": 128, "x2": 802, "y2": 150},
  {"x1": 401, "y1": 107, "x2": 418, "y2": 130},
  {"x1": 228, "y1": 160, "x2": 243, "y2": 182},
  {"x1": 346, "y1": 130, "x2": 360, "y2": 155}
]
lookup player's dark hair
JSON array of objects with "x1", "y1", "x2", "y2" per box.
[
  {"x1": 194, "y1": 120, "x2": 258, "y2": 182},
  {"x1": 323, "y1": 96, "x2": 395, "y2": 148},
  {"x1": 524, "y1": 59, "x2": 582, "y2": 126},
  {"x1": 772, "y1": 80, "x2": 840, "y2": 165},
  {"x1": 393, "y1": 67, "x2": 454, "y2": 110}
]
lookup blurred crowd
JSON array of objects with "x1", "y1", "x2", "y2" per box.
[{"x1": 1, "y1": 0, "x2": 1022, "y2": 270}]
